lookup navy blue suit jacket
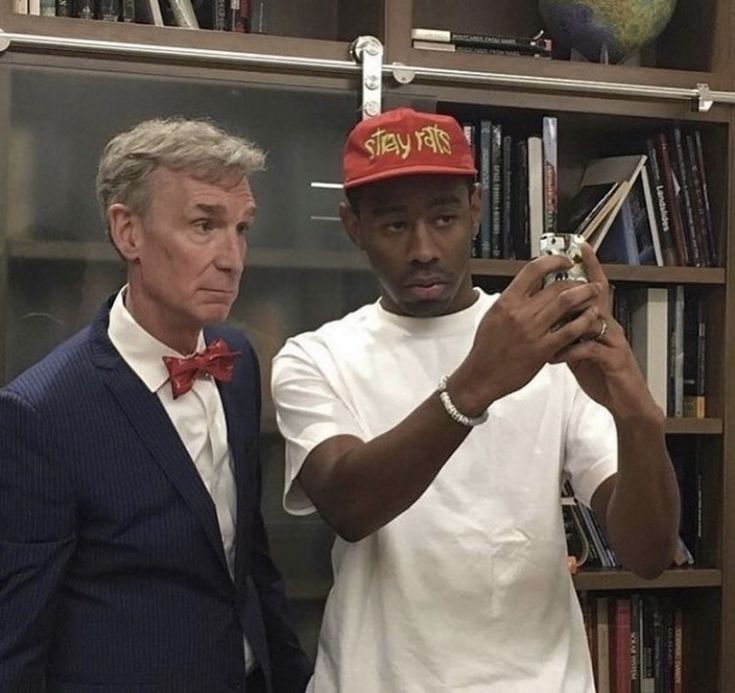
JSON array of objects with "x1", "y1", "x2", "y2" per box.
[{"x1": 0, "y1": 298, "x2": 311, "y2": 692}]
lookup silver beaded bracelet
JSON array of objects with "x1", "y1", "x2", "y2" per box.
[{"x1": 437, "y1": 375, "x2": 489, "y2": 427}]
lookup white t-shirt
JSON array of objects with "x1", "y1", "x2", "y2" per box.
[{"x1": 272, "y1": 288, "x2": 617, "y2": 693}]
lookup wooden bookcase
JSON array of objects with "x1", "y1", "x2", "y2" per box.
[{"x1": 0, "y1": 0, "x2": 733, "y2": 689}]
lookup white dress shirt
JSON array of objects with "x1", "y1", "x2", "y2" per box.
[{"x1": 108, "y1": 288, "x2": 255, "y2": 673}]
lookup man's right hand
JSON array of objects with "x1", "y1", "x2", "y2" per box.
[{"x1": 448, "y1": 253, "x2": 604, "y2": 417}]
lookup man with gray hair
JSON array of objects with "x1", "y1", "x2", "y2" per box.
[{"x1": 0, "y1": 118, "x2": 311, "y2": 693}]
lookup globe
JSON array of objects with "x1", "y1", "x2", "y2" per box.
[{"x1": 538, "y1": 0, "x2": 678, "y2": 64}]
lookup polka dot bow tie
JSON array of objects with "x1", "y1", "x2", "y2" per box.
[{"x1": 162, "y1": 338, "x2": 241, "y2": 399}]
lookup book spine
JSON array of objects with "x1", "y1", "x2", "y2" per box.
[
  {"x1": 39, "y1": 0, "x2": 55, "y2": 16},
  {"x1": 542, "y1": 116, "x2": 558, "y2": 235},
  {"x1": 645, "y1": 139, "x2": 677, "y2": 265},
  {"x1": 694, "y1": 130, "x2": 717, "y2": 264},
  {"x1": 13, "y1": 0, "x2": 28, "y2": 14},
  {"x1": 55, "y1": 0, "x2": 72, "y2": 15},
  {"x1": 169, "y1": 0, "x2": 199, "y2": 26},
  {"x1": 501, "y1": 134, "x2": 513, "y2": 259},
  {"x1": 478, "y1": 120, "x2": 492, "y2": 259},
  {"x1": 249, "y1": 0, "x2": 267, "y2": 33},
  {"x1": 656, "y1": 132, "x2": 689, "y2": 266},
  {"x1": 411, "y1": 41, "x2": 551, "y2": 58},
  {"x1": 671, "y1": 126, "x2": 703, "y2": 266},
  {"x1": 412, "y1": 27, "x2": 552, "y2": 51},
  {"x1": 229, "y1": 0, "x2": 248, "y2": 31},
  {"x1": 490, "y1": 123, "x2": 503, "y2": 258},
  {"x1": 513, "y1": 138, "x2": 530, "y2": 259},
  {"x1": 686, "y1": 131, "x2": 713, "y2": 266},
  {"x1": 120, "y1": 0, "x2": 134, "y2": 21}
]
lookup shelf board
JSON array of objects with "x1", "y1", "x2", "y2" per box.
[
  {"x1": 7, "y1": 240, "x2": 370, "y2": 271},
  {"x1": 665, "y1": 417, "x2": 722, "y2": 435},
  {"x1": 573, "y1": 568, "x2": 721, "y2": 591},
  {"x1": 471, "y1": 259, "x2": 725, "y2": 285},
  {"x1": 7, "y1": 241, "x2": 726, "y2": 284},
  {"x1": 286, "y1": 569, "x2": 722, "y2": 600}
]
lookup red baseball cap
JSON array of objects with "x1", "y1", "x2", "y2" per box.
[{"x1": 342, "y1": 108, "x2": 477, "y2": 190}]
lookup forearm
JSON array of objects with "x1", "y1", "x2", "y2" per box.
[
  {"x1": 305, "y1": 389, "x2": 474, "y2": 542},
  {"x1": 605, "y1": 409, "x2": 680, "y2": 578}
]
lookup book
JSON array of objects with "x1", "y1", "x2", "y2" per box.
[
  {"x1": 639, "y1": 165, "x2": 664, "y2": 266},
  {"x1": 411, "y1": 27, "x2": 552, "y2": 52},
  {"x1": 542, "y1": 116, "x2": 558, "y2": 235},
  {"x1": 169, "y1": 0, "x2": 199, "y2": 26},
  {"x1": 685, "y1": 131, "x2": 713, "y2": 266},
  {"x1": 645, "y1": 138, "x2": 678, "y2": 265},
  {"x1": 228, "y1": 0, "x2": 248, "y2": 31},
  {"x1": 655, "y1": 132, "x2": 690, "y2": 266},
  {"x1": 478, "y1": 119, "x2": 492, "y2": 258},
  {"x1": 573, "y1": 154, "x2": 647, "y2": 252},
  {"x1": 490, "y1": 123, "x2": 503, "y2": 258},
  {"x1": 683, "y1": 294, "x2": 707, "y2": 417},
  {"x1": 249, "y1": 0, "x2": 267, "y2": 33},
  {"x1": 411, "y1": 40, "x2": 551, "y2": 58},
  {"x1": 501, "y1": 134, "x2": 513, "y2": 259},
  {"x1": 629, "y1": 287, "x2": 669, "y2": 411},
  {"x1": 598, "y1": 162, "x2": 659, "y2": 266},
  {"x1": 563, "y1": 181, "x2": 619, "y2": 235},
  {"x1": 670, "y1": 125, "x2": 703, "y2": 266},
  {"x1": 527, "y1": 135, "x2": 544, "y2": 257},
  {"x1": 694, "y1": 130, "x2": 717, "y2": 264},
  {"x1": 512, "y1": 138, "x2": 530, "y2": 259}
]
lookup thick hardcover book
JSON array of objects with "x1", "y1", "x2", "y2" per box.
[
  {"x1": 463, "y1": 123, "x2": 480, "y2": 258},
  {"x1": 670, "y1": 126, "x2": 703, "y2": 266},
  {"x1": 645, "y1": 138, "x2": 678, "y2": 265},
  {"x1": 629, "y1": 287, "x2": 669, "y2": 411},
  {"x1": 411, "y1": 40, "x2": 551, "y2": 58},
  {"x1": 656, "y1": 132, "x2": 690, "y2": 266},
  {"x1": 411, "y1": 27, "x2": 552, "y2": 51},
  {"x1": 527, "y1": 135, "x2": 544, "y2": 257}
]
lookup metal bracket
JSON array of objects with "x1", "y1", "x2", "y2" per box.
[
  {"x1": 0, "y1": 30, "x2": 10, "y2": 54},
  {"x1": 694, "y1": 82, "x2": 713, "y2": 113},
  {"x1": 391, "y1": 62, "x2": 415, "y2": 85},
  {"x1": 350, "y1": 35, "x2": 383, "y2": 119}
]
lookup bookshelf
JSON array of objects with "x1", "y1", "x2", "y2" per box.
[{"x1": 0, "y1": 0, "x2": 733, "y2": 688}]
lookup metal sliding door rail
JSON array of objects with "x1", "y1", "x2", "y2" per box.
[{"x1": 1, "y1": 30, "x2": 732, "y2": 111}]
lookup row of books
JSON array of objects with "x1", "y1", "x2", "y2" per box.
[
  {"x1": 565, "y1": 127, "x2": 717, "y2": 268},
  {"x1": 579, "y1": 593, "x2": 684, "y2": 693},
  {"x1": 613, "y1": 287, "x2": 707, "y2": 419},
  {"x1": 462, "y1": 114, "x2": 717, "y2": 267},
  {"x1": 562, "y1": 479, "x2": 695, "y2": 571},
  {"x1": 411, "y1": 27, "x2": 552, "y2": 59},
  {"x1": 464, "y1": 116, "x2": 558, "y2": 260},
  {"x1": 14, "y1": 0, "x2": 268, "y2": 30}
]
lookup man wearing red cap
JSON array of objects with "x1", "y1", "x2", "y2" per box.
[{"x1": 272, "y1": 108, "x2": 679, "y2": 692}]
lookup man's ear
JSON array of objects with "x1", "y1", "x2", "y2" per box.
[
  {"x1": 107, "y1": 203, "x2": 142, "y2": 261},
  {"x1": 338, "y1": 201, "x2": 365, "y2": 250},
  {"x1": 469, "y1": 182, "x2": 482, "y2": 239}
]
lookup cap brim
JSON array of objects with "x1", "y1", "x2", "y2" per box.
[{"x1": 344, "y1": 164, "x2": 478, "y2": 190}]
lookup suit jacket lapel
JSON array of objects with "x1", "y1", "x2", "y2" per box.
[{"x1": 89, "y1": 298, "x2": 231, "y2": 578}]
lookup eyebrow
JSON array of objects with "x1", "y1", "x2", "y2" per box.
[{"x1": 192, "y1": 203, "x2": 226, "y2": 216}]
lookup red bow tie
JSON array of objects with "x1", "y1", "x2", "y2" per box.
[{"x1": 162, "y1": 338, "x2": 241, "y2": 399}]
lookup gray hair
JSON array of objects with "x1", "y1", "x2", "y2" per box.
[{"x1": 96, "y1": 117, "x2": 266, "y2": 231}]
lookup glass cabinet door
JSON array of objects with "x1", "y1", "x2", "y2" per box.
[{"x1": 1, "y1": 64, "x2": 378, "y2": 656}]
